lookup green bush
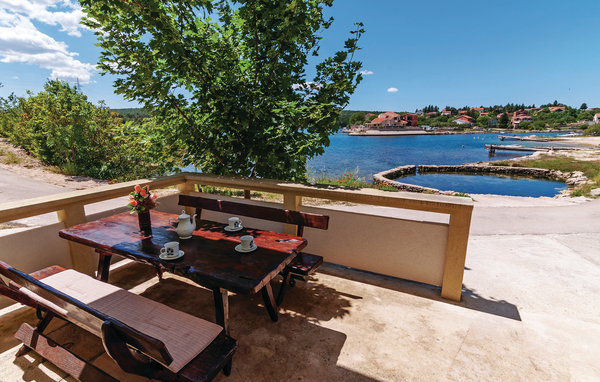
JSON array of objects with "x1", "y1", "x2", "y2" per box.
[
  {"x1": 584, "y1": 124, "x2": 600, "y2": 136},
  {"x1": 0, "y1": 80, "x2": 182, "y2": 180}
]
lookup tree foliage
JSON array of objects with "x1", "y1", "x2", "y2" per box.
[
  {"x1": 476, "y1": 115, "x2": 490, "y2": 127},
  {"x1": 422, "y1": 105, "x2": 438, "y2": 113},
  {"x1": 80, "y1": 0, "x2": 364, "y2": 181},
  {"x1": 348, "y1": 111, "x2": 365, "y2": 125},
  {"x1": 0, "y1": 80, "x2": 182, "y2": 180},
  {"x1": 498, "y1": 113, "x2": 509, "y2": 129}
]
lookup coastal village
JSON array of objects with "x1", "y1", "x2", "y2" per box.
[{"x1": 346, "y1": 105, "x2": 600, "y2": 135}]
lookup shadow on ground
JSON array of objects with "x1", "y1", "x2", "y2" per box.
[
  {"x1": 1, "y1": 260, "x2": 376, "y2": 381},
  {"x1": 320, "y1": 263, "x2": 521, "y2": 321},
  {"x1": 139, "y1": 272, "x2": 374, "y2": 381}
]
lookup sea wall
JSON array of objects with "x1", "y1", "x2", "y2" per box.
[
  {"x1": 418, "y1": 165, "x2": 562, "y2": 179},
  {"x1": 373, "y1": 164, "x2": 584, "y2": 195},
  {"x1": 373, "y1": 165, "x2": 438, "y2": 193}
]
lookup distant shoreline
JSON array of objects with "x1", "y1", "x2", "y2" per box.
[{"x1": 344, "y1": 128, "x2": 583, "y2": 137}]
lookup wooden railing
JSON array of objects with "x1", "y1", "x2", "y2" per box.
[{"x1": 0, "y1": 172, "x2": 473, "y2": 301}]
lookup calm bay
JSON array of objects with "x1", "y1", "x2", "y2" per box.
[{"x1": 307, "y1": 132, "x2": 570, "y2": 197}]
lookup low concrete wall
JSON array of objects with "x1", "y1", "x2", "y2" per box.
[
  {"x1": 0, "y1": 195, "x2": 176, "y2": 308},
  {"x1": 0, "y1": 192, "x2": 450, "y2": 307},
  {"x1": 181, "y1": 193, "x2": 449, "y2": 287}
]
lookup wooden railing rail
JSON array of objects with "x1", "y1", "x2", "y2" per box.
[
  {"x1": 0, "y1": 174, "x2": 187, "y2": 224},
  {"x1": 0, "y1": 172, "x2": 473, "y2": 301},
  {"x1": 183, "y1": 173, "x2": 473, "y2": 214},
  {"x1": 183, "y1": 173, "x2": 473, "y2": 301},
  {"x1": 0, "y1": 174, "x2": 188, "y2": 275}
]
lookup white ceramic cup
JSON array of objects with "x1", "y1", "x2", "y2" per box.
[
  {"x1": 160, "y1": 241, "x2": 179, "y2": 257},
  {"x1": 228, "y1": 217, "x2": 241, "y2": 229},
  {"x1": 240, "y1": 235, "x2": 254, "y2": 250}
]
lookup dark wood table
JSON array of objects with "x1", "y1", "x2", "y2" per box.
[{"x1": 58, "y1": 210, "x2": 307, "y2": 334}]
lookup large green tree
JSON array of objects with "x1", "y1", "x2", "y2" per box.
[
  {"x1": 81, "y1": 0, "x2": 364, "y2": 181},
  {"x1": 498, "y1": 112, "x2": 509, "y2": 129},
  {"x1": 348, "y1": 111, "x2": 365, "y2": 125}
]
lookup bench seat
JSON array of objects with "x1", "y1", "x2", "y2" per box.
[
  {"x1": 20, "y1": 269, "x2": 223, "y2": 373},
  {"x1": 288, "y1": 253, "x2": 323, "y2": 276}
]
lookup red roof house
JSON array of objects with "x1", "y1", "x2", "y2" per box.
[
  {"x1": 455, "y1": 115, "x2": 474, "y2": 125},
  {"x1": 366, "y1": 112, "x2": 419, "y2": 128},
  {"x1": 511, "y1": 110, "x2": 533, "y2": 126}
]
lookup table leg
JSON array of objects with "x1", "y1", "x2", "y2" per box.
[
  {"x1": 212, "y1": 288, "x2": 229, "y2": 335},
  {"x1": 261, "y1": 283, "x2": 279, "y2": 322},
  {"x1": 276, "y1": 269, "x2": 291, "y2": 306},
  {"x1": 96, "y1": 251, "x2": 112, "y2": 282}
]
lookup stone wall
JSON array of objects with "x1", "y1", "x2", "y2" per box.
[
  {"x1": 373, "y1": 165, "x2": 438, "y2": 193},
  {"x1": 373, "y1": 164, "x2": 584, "y2": 195},
  {"x1": 418, "y1": 165, "x2": 561, "y2": 179}
]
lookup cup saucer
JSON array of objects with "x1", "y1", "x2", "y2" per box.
[
  {"x1": 234, "y1": 244, "x2": 257, "y2": 253},
  {"x1": 159, "y1": 250, "x2": 184, "y2": 260},
  {"x1": 224, "y1": 225, "x2": 243, "y2": 232}
]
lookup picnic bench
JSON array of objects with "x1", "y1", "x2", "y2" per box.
[
  {"x1": 0, "y1": 261, "x2": 237, "y2": 382},
  {"x1": 178, "y1": 195, "x2": 330, "y2": 305}
]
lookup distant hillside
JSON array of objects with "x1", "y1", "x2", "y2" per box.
[
  {"x1": 111, "y1": 108, "x2": 149, "y2": 120},
  {"x1": 110, "y1": 107, "x2": 386, "y2": 127}
]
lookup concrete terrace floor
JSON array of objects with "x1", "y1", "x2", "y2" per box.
[{"x1": 0, "y1": 197, "x2": 599, "y2": 381}]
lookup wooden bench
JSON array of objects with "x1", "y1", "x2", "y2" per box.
[
  {"x1": 178, "y1": 194, "x2": 329, "y2": 305},
  {"x1": 0, "y1": 261, "x2": 236, "y2": 382}
]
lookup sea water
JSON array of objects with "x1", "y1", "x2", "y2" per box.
[
  {"x1": 397, "y1": 173, "x2": 566, "y2": 197},
  {"x1": 306, "y1": 132, "x2": 570, "y2": 196}
]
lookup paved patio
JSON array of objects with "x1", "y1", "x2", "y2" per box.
[{"x1": 0, "y1": 197, "x2": 598, "y2": 381}]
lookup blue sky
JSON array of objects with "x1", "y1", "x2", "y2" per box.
[{"x1": 1, "y1": 0, "x2": 599, "y2": 111}]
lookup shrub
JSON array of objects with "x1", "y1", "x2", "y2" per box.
[
  {"x1": 584, "y1": 124, "x2": 600, "y2": 136},
  {"x1": 0, "y1": 80, "x2": 182, "y2": 180}
]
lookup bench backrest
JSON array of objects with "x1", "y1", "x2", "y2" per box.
[
  {"x1": 178, "y1": 194, "x2": 329, "y2": 236},
  {"x1": 0, "y1": 261, "x2": 172, "y2": 367}
]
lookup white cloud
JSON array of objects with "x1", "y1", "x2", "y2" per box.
[
  {"x1": 0, "y1": 3, "x2": 94, "y2": 83},
  {"x1": 360, "y1": 70, "x2": 374, "y2": 75},
  {"x1": 387, "y1": 87, "x2": 399, "y2": 93},
  {"x1": 292, "y1": 82, "x2": 323, "y2": 90},
  {"x1": 0, "y1": 0, "x2": 85, "y2": 36},
  {"x1": 11, "y1": 75, "x2": 19, "y2": 80}
]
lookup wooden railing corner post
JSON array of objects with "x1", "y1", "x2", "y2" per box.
[
  {"x1": 57, "y1": 205, "x2": 96, "y2": 276},
  {"x1": 440, "y1": 208, "x2": 473, "y2": 301},
  {"x1": 283, "y1": 193, "x2": 302, "y2": 235},
  {"x1": 178, "y1": 181, "x2": 197, "y2": 216}
]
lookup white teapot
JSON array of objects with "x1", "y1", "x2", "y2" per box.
[{"x1": 175, "y1": 210, "x2": 196, "y2": 239}]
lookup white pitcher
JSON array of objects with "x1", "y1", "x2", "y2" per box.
[{"x1": 175, "y1": 210, "x2": 196, "y2": 239}]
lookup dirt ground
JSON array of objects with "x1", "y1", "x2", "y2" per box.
[{"x1": 0, "y1": 138, "x2": 107, "y2": 190}]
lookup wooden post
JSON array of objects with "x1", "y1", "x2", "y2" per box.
[
  {"x1": 57, "y1": 205, "x2": 96, "y2": 276},
  {"x1": 178, "y1": 181, "x2": 196, "y2": 216},
  {"x1": 440, "y1": 208, "x2": 473, "y2": 301},
  {"x1": 282, "y1": 193, "x2": 301, "y2": 235},
  {"x1": 243, "y1": 190, "x2": 251, "y2": 199}
]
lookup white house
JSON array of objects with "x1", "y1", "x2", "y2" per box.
[{"x1": 594, "y1": 113, "x2": 600, "y2": 124}]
